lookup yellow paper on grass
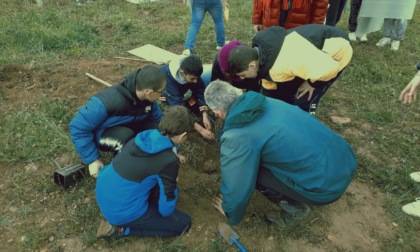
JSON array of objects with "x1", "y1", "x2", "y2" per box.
[
  {"x1": 223, "y1": 4, "x2": 229, "y2": 22},
  {"x1": 127, "y1": 44, "x2": 183, "y2": 64}
]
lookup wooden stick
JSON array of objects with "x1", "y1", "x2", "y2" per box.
[
  {"x1": 85, "y1": 73, "x2": 112, "y2": 87},
  {"x1": 114, "y1": 56, "x2": 146, "y2": 61}
]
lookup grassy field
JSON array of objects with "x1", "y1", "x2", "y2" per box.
[{"x1": 0, "y1": 0, "x2": 419, "y2": 251}]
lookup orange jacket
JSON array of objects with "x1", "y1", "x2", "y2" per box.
[{"x1": 252, "y1": 0, "x2": 328, "y2": 30}]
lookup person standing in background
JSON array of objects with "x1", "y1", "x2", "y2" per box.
[
  {"x1": 325, "y1": 0, "x2": 347, "y2": 26},
  {"x1": 376, "y1": 18, "x2": 408, "y2": 51},
  {"x1": 252, "y1": 0, "x2": 328, "y2": 32},
  {"x1": 183, "y1": 0, "x2": 227, "y2": 56},
  {"x1": 348, "y1": 0, "x2": 367, "y2": 42}
]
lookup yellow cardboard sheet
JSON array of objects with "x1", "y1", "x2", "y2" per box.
[{"x1": 128, "y1": 44, "x2": 183, "y2": 64}]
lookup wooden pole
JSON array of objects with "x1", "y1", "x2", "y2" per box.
[{"x1": 85, "y1": 73, "x2": 112, "y2": 87}]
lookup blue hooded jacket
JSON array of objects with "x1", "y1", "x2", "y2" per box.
[
  {"x1": 69, "y1": 69, "x2": 162, "y2": 165},
  {"x1": 219, "y1": 92, "x2": 357, "y2": 225},
  {"x1": 96, "y1": 129, "x2": 179, "y2": 225}
]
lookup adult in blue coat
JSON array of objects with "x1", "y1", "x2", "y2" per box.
[
  {"x1": 206, "y1": 80, "x2": 357, "y2": 228},
  {"x1": 69, "y1": 65, "x2": 166, "y2": 177}
]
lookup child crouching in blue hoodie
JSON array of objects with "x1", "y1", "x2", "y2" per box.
[{"x1": 95, "y1": 105, "x2": 195, "y2": 238}]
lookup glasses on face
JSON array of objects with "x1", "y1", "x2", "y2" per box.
[{"x1": 152, "y1": 89, "x2": 165, "y2": 96}]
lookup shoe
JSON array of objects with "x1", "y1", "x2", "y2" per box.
[
  {"x1": 359, "y1": 34, "x2": 368, "y2": 42},
  {"x1": 96, "y1": 220, "x2": 124, "y2": 238},
  {"x1": 348, "y1": 32, "x2": 357, "y2": 42},
  {"x1": 390, "y1": 40, "x2": 400, "y2": 51},
  {"x1": 264, "y1": 202, "x2": 312, "y2": 229},
  {"x1": 410, "y1": 172, "x2": 420, "y2": 182},
  {"x1": 182, "y1": 49, "x2": 192, "y2": 56},
  {"x1": 216, "y1": 46, "x2": 222, "y2": 51},
  {"x1": 376, "y1": 37, "x2": 391, "y2": 47},
  {"x1": 402, "y1": 199, "x2": 420, "y2": 217}
]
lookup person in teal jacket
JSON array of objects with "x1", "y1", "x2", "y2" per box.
[{"x1": 206, "y1": 80, "x2": 357, "y2": 229}]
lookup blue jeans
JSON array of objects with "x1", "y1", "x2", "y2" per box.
[
  {"x1": 184, "y1": 0, "x2": 225, "y2": 50},
  {"x1": 383, "y1": 19, "x2": 407, "y2": 41}
]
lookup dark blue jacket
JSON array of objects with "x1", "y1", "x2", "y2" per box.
[
  {"x1": 219, "y1": 92, "x2": 357, "y2": 225},
  {"x1": 96, "y1": 129, "x2": 179, "y2": 225},
  {"x1": 69, "y1": 70, "x2": 162, "y2": 164},
  {"x1": 160, "y1": 64, "x2": 206, "y2": 108}
]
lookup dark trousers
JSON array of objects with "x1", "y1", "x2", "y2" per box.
[
  {"x1": 122, "y1": 203, "x2": 192, "y2": 237},
  {"x1": 98, "y1": 121, "x2": 159, "y2": 155},
  {"x1": 261, "y1": 71, "x2": 342, "y2": 114},
  {"x1": 348, "y1": 0, "x2": 363, "y2": 32},
  {"x1": 325, "y1": 0, "x2": 346, "y2": 26},
  {"x1": 256, "y1": 167, "x2": 339, "y2": 206}
]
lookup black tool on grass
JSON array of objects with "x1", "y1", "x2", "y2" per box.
[{"x1": 53, "y1": 163, "x2": 86, "y2": 188}]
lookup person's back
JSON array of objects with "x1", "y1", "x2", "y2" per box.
[
  {"x1": 95, "y1": 105, "x2": 195, "y2": 238},
  {"x1": 252, "y1": 0, "x2": 328, "y2": 31},
  {"x1": 219, "y1": 92, "x2": 357, "y2": 218},
  {"x1": 205, "y1": 80, "x2": 357, "y2": 228}
]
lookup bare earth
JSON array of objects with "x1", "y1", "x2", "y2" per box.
[{"x1": 0, "y1": 59, "x2": 401, "y2": 251}]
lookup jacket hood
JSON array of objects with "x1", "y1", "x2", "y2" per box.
[
  {"x1": 252, "y1": 26, "x2": 287, "y2": 79},
  {"x1": 117, "y1": 69, "x2": 151, "y2": 107},
  {"x1": 135, "y1": 129, "x2": 174, "y2": 154},
  {"x1": 222, "y1": 91, "x2": 266, "y2": 134}
]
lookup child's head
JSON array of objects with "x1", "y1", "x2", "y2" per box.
[
  {"x1": 180, "y1": 55, "x2": 203, "y2": 83},
  {"x1": 228, "y1": 45, "x2": 259, "y2": 79},
  {"x1": 135, "y1": 65, "x2": 166, "y2": 102},
  {"x1": 159, "y1": 105, "x2": 195, "y2": 140},
  {"x1": 135, "y1": 65, "x2": 167, "y2": 91}
]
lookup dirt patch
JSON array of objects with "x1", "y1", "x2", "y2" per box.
[{"x1": 0, "y1": 59, "x2": 400, "y2": 251}]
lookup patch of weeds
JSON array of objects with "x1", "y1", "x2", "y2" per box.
[{"x1": 0, "y1": 98, "x2": 74, "y2": 163}]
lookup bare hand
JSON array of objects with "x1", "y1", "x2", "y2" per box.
[
  {"x1": 296, "y1": 81, "x2": 315, "y2": 101},
  {"x1": 200, "y1": 128, "x2": 215, "y2": 140},
  {"x1": 212, "y1": 194, "x2": 226, "y2": 216},
  {"x1": 253, "y1": 25, "x2": 261, "y2": 33},
  {"x1": 202, "y1": 112, "x2": 212, "y2": 131},
  {"x1": 399, "y1": 73, "x2": 420, "y2": 104},
  {"x1": 177, "y1": 153, "x2": 187, "y2": 164}
]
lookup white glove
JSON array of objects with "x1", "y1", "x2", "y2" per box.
[{"x1": 88, "y1": 159, "x2": 104, "y2": 177}]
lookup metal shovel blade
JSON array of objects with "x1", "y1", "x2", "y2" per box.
[{"x1": 217, "y1": 222, "x2": 239, "y2": 245}]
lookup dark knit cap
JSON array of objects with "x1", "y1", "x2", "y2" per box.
[{"x1": 218, "y1": 41, "x2": 242, "y2": 73}]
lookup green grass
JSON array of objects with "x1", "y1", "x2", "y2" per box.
[{"x1": 0, "y1": 0, "x2": 419, "y2": 251}]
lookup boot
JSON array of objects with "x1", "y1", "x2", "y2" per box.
[
  {"x1": 264, "y1": 201, "x2": 311, "y2": 230},
  {"x1": 256, "y1": 185, "x2": 311, "y2": 229}
]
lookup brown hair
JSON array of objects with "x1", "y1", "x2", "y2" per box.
[{"x1": 159, "y1": 105, "x2": 195, "y2": 137}]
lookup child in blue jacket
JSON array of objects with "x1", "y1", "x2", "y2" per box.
[{"x1": 95, "y1": 105, "x2": 195, "y2": 238}]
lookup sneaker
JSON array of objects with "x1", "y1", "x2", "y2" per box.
[
  {"x1": 359, "y1": 34, "x2": 368, "y2": 42},
  {"x1": 402, "y1": 198, "x2": 420, "y2": 217},
  {"x1": 182, "y1": 49, "x2": 192, "y2": 56},
  {"x1": 376, "y1": 37, "x2": 391, "y2": 47},
  {"x1": 96, "y1": 220, "x2": 124, "y2": 238},
  {"x1": 410, "y1": 172, "x2": 420, "y2": 182},
  {"x1": 348, "y1": 32, "x2": 357, "y2": 42},
  {"x1": 390, "y1": 40, "x2": 400, "y2": 51},
  {"x1": 264, "y1": 203, "x2": 312, "y2": 230}
]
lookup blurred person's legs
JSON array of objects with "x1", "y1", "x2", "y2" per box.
[
  {"x1": 348, "y1": 0, "x2": 363, "y2": 41},
  {"x1": 184, "y1": 0, "x2": 206, "y2": 53},
  {"x1": 207, "y1": 0, "x2": 225, "y2": 49}
]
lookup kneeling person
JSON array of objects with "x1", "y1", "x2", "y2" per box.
[
  {"x1": 161, "y1": 55, "x2": 214, "y2": 140},
  {"x1": 206, "y1": 80, "x2": 357, "y2": 228},
  {"x1": 95, "y1": 105, "x2": 195, "y2": 238}
]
